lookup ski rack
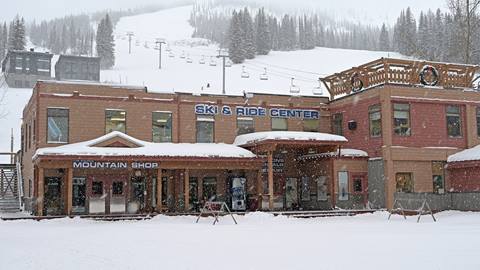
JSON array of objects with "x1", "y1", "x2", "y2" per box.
[
  {"x1": 196, "y1": 201, "x2": 238, "y2": 225},
  {"x1": 388, "y1": 197, "x2": 436, "y2": 223}
]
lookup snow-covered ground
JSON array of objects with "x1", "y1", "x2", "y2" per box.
[
  {"x1": 102, "y1": 5, "x2": 402, "y2": 97},
  {"x1": 1, "y1": 211, "x2": 479, "y2": 270}
]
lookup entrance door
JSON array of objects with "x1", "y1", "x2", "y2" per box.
[
  {"x1": 72, "y1": 177, "x2": 86, "y2": 214},
  {"x1": 44, "y1": 177, "x2": 63, "y2": 215},
  {"x1": 88, "y1": 176, "x2": 127, "y2": 214},
  {"x1": 285, "y1": 178, "x2": 298, "y2": 209},
  {"x1": 129, "y1": 176, "x2": 146, "y2": 213},
  {"x1": 189, "y1": 177, "x2": 199, "y2": 212}
]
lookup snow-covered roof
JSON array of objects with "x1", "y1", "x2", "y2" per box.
[
  {"x1": 447, "y1": 145, "x2": 480, "y2": 163},
  {"x1": 234, "y1": 131, "x2": 348, "y2": 146},
  {"x1": 299, "y1": 149, "x2": 368, "y2": 160},
  {"x1": 37, "y1": 80, "x2": 148, "y2": 91},
  {"x1": 34, "y1": 131, "x2": 257, "y2": 159}
]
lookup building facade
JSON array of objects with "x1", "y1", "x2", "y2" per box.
[
  {"x1": 20, "y1": 58, "x2": 480, "y2": 216},
  {"x1": 1, "y1": 50, "x2": 53, "y2": 88},
  {"x1": 55, "y1": 55, "x2": 100, "y2": 82}
]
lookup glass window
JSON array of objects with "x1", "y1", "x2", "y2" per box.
[
  {"x1": 47, "y1": 108, "x2": 69, "y2": 143},
  {"x1": 353, "y1": 178, "x2": 363, "y2": 193},
  {"x1": 112, "y1": 181, "x2": 124, "y2": 195},
  {"x1": 271, "y1": 118, "x2": 287, "y2": 131},
  {"x1": 338, "y1": 171, "x2": 349, "y2": 201},
  {"x1": 303, "y1": 119, "x2": 319, "y2": 132},
  {"x1": 477, "y1": 107, "x2": 480, "y2": 137},
  {"x1": 196, "y1": 116, "x2": 214, "y2": 143},
  {"x1": 369, "y1": 104, "x2": 382, "y2": 137},
  {"x1": 332, "y1": 113, "x2": 343, "y2": 135},
  {"x1": 395, "y1": 173, "x2": 413, "y2": 193},
  {"x1": 301, "y1": 177, "x2": 310, "y2": 201},
  {"x1": 152, "y1": 112, "x2": 172, "y2": 142},
  {"x1": 393, "y1": 103, "x2": 410, "y2": 136},
  {"x1": 237, "y1": 117, "x2": 255, "y2": 135},
  {"x1": 202, "y1": 177, "x2": 217, "y2": 201},
  {"x1": 432, "y1": 161, "x2": 445, "y2": 194},
  {"x1": 105, "y1": 110, "x2": 126, "y2": 134},
  {"x1": 92, "y1": 181, "x2": 103, "y2": 195},
  {"x1": 446, "y1": 105, "x2": 462, "y2": 137}
]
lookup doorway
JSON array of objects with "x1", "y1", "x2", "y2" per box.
[
  {"x1": 87, "y1": 175, "x2": 127, "y2": 214},
  {"x1": 285, "y1": 178, "x2": 298, "y2": 210},
  {"x1": 44, "y1": 177, "x2": 63, "y2": 215},
  {"x1": 72, "y1": 177, "x2": 86, "y2": 214},
  {"x1": 130, "y1": 176, "x2": 146, "y2": 213},
  {"x1": 202, "y1": 177, "x2": 217, "y2": 202}
]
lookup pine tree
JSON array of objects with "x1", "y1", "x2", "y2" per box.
[
  {"x1": 242, "y1": 8, "x2": 256, "y2": 59},
  {"x1": 228, "y1": 11, "x2": 245, "y2": 64},
  {"x1": 255, "y1": 8, "x2": 271, "y2": 55},
  {"x1": 96, "y1": 14, "x2": 115, "y2": 69},
  {"x1": 0, "y1": 22, "x2": 6, "y2": 60},
  {"x1": 378, "y1": 23, "x2": 390, "y2": 51}
]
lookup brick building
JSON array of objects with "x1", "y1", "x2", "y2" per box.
[
  {"x1": 1, "y1": 49, "x2": 53, "y2": 88},
  {"x1": 19, "y1": 58, "x2": 480, "y2": 216},
  {"x1": 55, "y1": 55, "x2": 100, "y2": 82}
]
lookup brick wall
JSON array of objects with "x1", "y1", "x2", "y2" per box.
[{"x1": 448, "y1": 164, "x2": 480, "y2": 192}]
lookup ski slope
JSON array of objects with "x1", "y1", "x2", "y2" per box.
[{"x1": 102, "y1": 5, "x2": 402, "y2": 97}]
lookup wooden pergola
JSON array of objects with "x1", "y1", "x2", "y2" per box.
[{"x1": 321, "y1": 57, "x2": 480, "y2": 99}]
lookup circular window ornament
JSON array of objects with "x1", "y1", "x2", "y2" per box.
[
  {"x1": 350, "y1": 72, "x2": 364, "y2": 92},
  {"x1": 420, "y1": 65, "x2": 439, "y2": 86}
]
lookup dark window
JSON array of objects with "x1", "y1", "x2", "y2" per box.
[
  {"x1": 237, "y1": 117, "x2": 255, "y2": 135},
  {"x1": 202, "y1": 177, "x2": 217, "y2": 201},
  {"x1": 152, "y1": 112, "x2": 173, "y2": 142},
  {"x1": 28, "y1": 124, "x2": 31, "y2": 149},
  {"x1": 353, "y1": 178, "x2": 363, "y2": 193},
  {"x1": 369, "y1": 104, "x2": 382, "y2": 137},
  {"x1": 105, "y1": 110, "x2": 126, "y2": 134},
  {"x1": 112, "y1": 181, "x2": 124, "y2": 195},
  {"x1": 92, "y1": 181, "x2": 103, "y2": 195},
  {"x1": 332, "y1": 113, "x2": 343, "y2": 135},
  {"x1": 446, "y1": 105, "x2": 462, "y2": 137},
  {"x1": 432, "y1": 161, "x2": 445, "y2": 194},
  {"x1": 47, "y1": 108, "x2": 69, "y2": 143},
  {"x1": 395, "y1": 173, "x2": 413, "y2": 193},
  {"x1": 196, "y1": 116, "x2": 214, "y2": 143},
  {"x1": 271, "y1": 118, "x2": 287, "y2": 131},
  {"x1": 303, "y1": 119, "x2": 319, "y2": 132},
  {"x1": 477, "y1": 107, "x2": 480, "y2": 137},
  {"x1": 393, "y1": 103, "x2": 410, "y2": 136}
]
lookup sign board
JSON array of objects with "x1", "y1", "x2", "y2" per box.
[
  {"x1": 195, "y1": 104, "x2": 320, "y2": 119},
  {"x1": 73, "y1": 160, "x2": 159, "y2": 169},
  {"x1": 262, "y1": 156, "x2": 285, "y2": 173}
]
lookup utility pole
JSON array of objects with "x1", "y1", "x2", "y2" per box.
[
  {"x1": 10, "y1": 128, "x2": 14, "y2": 164},
  {"x1": 155, "y1": 38, "x2": 166, "y2": 69},
  {"x1": 126, "y1": 32, "x2": 134, "y2": 54},
  {"x1": 217, "y1": 49, "x2": 229, "y2": 95}
]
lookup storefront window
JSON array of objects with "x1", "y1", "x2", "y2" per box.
[
  {"x1": 395, "y1": 173, "x2": 413, "y2": 193},
  {"x1": 332, "y1": 113, "x2": 343, "y2": 135},
  {"x1": 203, "y1": 177, "x2": 217, "y2": 201},
  {"x1": 47, "y1": 108, "x2": 69, "y2": 143},
  {"x1": 112, "y1": 181, "x2": 123, "y2": 195},
  {"x1": 432, "y1": 161, "x2": 445, "y2": 194},
  {"x1": 369, "y1": 104, "x2": 382, "y2": 137},
  {"x1": 152, "y1": 112, "x2": 172, "y2": 142},
  {"x1": 393, "y1": 103, "x2": 410, "y2": 136},
  {"x1": 303, "y1": 119, "x2": 319, "y2": 132},
  {"x1": 353, "y1": 178, "x2": 363, "y2": 193},
  {"x1": 237, "y1": 117, "x2": 255, "y2": 135},
  {"x1": 92, "y1": 181, "x2": 103, "y2": 195},
  {"x1": 446, "y1": 105, "x2": 462, "y2": 137},
  {"x1": 271, "y1": 118, "x2": 287, "y2": 131},
  {"x1": 196, "y1": 116, "x2": 214, "y2": 143},
  {"x1": 105, "y1": 109, "x2": 126, "y2": 133}
]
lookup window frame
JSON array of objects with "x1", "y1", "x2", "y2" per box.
[
  {"x1": 105, "y1": 109, "x2": 127, "y2": 134},
  {"x1": 152, "y1": 111, "x2": 173, "y2": 143},
  {"x1": 46, "y1": 107, "x2": 69, "y2": 144},
  {"x1": 332, "y1": 113, "x2": 343, "y2": 136},
  {"x1": 477, "y1": 107, "x2": 480, "y2": 138},
  {"x1": 393, "y1": 103, "x2": 411, "y2": 137},
  {"x1": 368, "y1": 104, "x2": 382, "y2": 138},
  {"x1": 303, "y1": 119, "x2": 320, "y2": 132},
  {"x1": 271, "y1": 117, "x2": 288, "y2": 131},
  {"x1": 395, "y1": 172, "x2": 414, "y2": 193},
  {"x1": 432, "y1": 161, "x2": 446, "y2": 194},
  {"x1": 446, "y1": 105, "x2": 462, "y2": 138},
  {"x1": 196, "y1": 115, "x2": 215, "y2": 143},
  {"x1": 236, "y1": 117, "x2": 255, "y2": 135}
]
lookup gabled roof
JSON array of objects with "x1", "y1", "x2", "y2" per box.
[{"x1": 34, "y1": 131, "x2": 257, "y2": 160}]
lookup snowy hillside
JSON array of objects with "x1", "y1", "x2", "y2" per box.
[{"x1": 102, "y1": 5, "x2": 402, "y2": 97}]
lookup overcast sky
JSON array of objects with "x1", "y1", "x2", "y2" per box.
[{"x1": 0, "y1": 0, "x2": 447, "y2": 23}]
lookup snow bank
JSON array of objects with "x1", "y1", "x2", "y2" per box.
[
  {"x1": 234, "y1": 131, "x2": 348, "y2": 146},
  {"x1": 447, "y1": 144, "x2": 480, "y2": 163},
  {"x1": 34, "y1": 131, "x2": 257, "y2": 159}
]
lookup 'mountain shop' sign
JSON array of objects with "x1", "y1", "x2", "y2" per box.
[
  {"x1": 195, "y1": 104, "x2": 320, "y2": 119},
  {"x1": 73, "y1": 160, "x2": 159, "y2": 169}
]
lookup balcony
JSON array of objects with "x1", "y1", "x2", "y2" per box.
[{"x1": 321, "y1": 58, "x2": 480, "y2": 99}]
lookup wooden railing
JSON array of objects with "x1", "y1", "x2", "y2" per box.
[{"x1": 321, "y1": 58, "x2": 480, "y2": 99}]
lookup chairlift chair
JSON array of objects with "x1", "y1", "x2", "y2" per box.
[
  {"x1": 180, "y1": 51, "x2": 186, "y2": 59},
  {"x1": 225, "y1": 59, "x2": 233, "y2": 67},
  {"x1": 260, "y1": 68, "x2": 269, "y2": 81},
  {"x1": 199, "y1": 55, "x2": 206, "y2": 64},
  {"x1": 290, "y1": 78, "x2": 300, "y2": 93},
  {"x1": 312, "y1": 80, "x2": 324, "y2": 95},
  {"x1": 186, "y1": 55, "x2": 193, "y2": 63},
  {"x1": 209, "y1": 57, "x2": 217, "y2": 66},
  {"x1": 168, "y1": 51, "x2": 175, "y2": 58},
  {"x1": 241, "y1": 66, "x2": 250, "y2": 79}
]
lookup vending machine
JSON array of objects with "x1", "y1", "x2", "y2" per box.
[{"x1": 231, "y1": 178, "x2": 247, "y2": 211}]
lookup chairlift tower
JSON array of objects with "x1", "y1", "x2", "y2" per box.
[
  {"x1": 126, "y1": 32, "x2": 134, "y2": 54},
  {"x1": 217, "y1": 49, "x2": 229, "y2": 95},
  {"x1": 155, "y1": 38, "x2": 166, "y2": 69}
]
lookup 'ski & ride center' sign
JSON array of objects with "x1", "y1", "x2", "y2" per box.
[{"x1": 194, "y1": 104, "x2": 320, "y2": 119}]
